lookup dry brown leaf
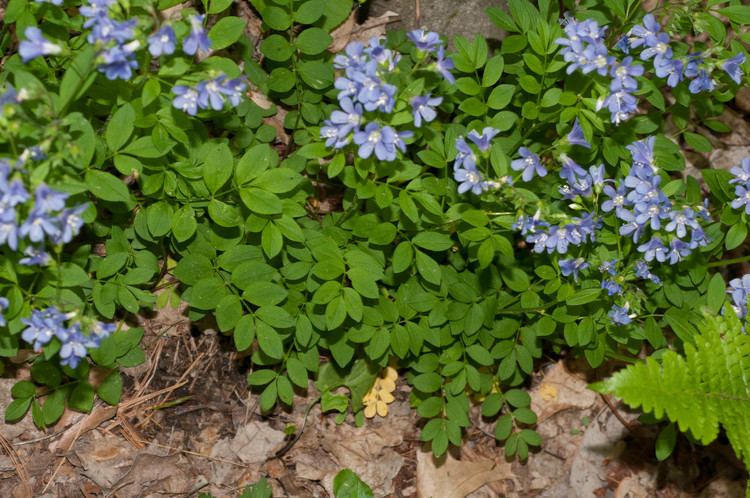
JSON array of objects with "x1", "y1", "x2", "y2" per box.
[
  {"x1": 530, "y1": 361, "x2": 598, "y2": 423},
  {"x1": 329, "y1": 11, "x2": 400, "y2": 53},
  {"x1": 416, "y1": 447, "x2": 513, "y2": 498}
]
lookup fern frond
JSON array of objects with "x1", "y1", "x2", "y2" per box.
[{"x1": 593, "y1": 312, "x2": 750, "y2": 470}]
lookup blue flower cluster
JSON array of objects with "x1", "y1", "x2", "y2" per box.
[
  {"x1": 517, "y1": 212, "x2": 600, "y2": 255},
  {"x1": 608, "y1": 137, "x2": 710, "y2": 265},
  {"x1": 452, "y1": 128, "x2": 513, "y2": 194},
  {"x1": 81, "y1": 0, "x2": 140, "y2": 80},
  {"x1": 172, "y1": 74, "x2": 247, "y2": 116},
  {"x1": 729, "y1": 158, "x2": 750, "y2": 214},
  {"x1": 0, "y1": 158, "x2": 87, "y2": 265},
  {"x1": 20, "y1": 308, "x2": 115, "y2": 368},
  {"x1": 322, "y1": 31, "x2": 454, "y2": 161},
  {"x1": 557, "y1": 14, "x2": 746, "y2": 125}
]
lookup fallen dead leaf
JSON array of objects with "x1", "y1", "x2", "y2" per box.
[
  {"x1": 416, "y1": 446, "x2": 514, "y2": 498},
  {"x1": 74, "y1": 432, "x2": 136, "y2": 489},
  {"x1": 329, "y1": 11, "x2": 400, "y2": 53},
  {"x1": 530, "y1": 361, "x2": 598, "y2": 423}
]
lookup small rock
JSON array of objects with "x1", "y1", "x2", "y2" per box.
[{"x1": 368, "y1": 0, "x2": 506, "y2": 42}]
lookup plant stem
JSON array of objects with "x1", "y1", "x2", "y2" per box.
[{"x1": 707, "y1": 255, "x2": 750, "y2": 268}]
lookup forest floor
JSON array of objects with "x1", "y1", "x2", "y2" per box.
[{"x1": 2, "y1": 3, "x2": 750, "y2": 497}]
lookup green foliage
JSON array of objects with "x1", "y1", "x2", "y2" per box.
[
  {"x1": 592, "y1": 312, "x2": 750, "y2": 493},
  {"x1": 333, "y1": 469, "x2": 375, "y2": 498},
  {"x1": 2, "y1": 0, "x2": 750, "y2": 470}
]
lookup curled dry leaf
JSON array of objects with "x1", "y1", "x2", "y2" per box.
[{"x1": 329, "y1": 11, "x2": 401, "y2": 53}]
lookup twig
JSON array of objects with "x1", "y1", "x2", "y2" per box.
[
  {"x1": 415, "y1": 0, "x2": 421, "y2": 26},
  {"x1": 273, "y1": 396, "x2": 320, "y2": 459},
  {"x1": 599, "y1": 393, "x2": 635, "y2": 433}
]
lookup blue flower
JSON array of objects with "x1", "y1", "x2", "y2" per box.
[
  {"x1": 627, "y1": 14, "x2": 660, "y2": 49},
  {"x1": 610, "y1": 57, "x2": 644, "y2": 92},
  {"x1": 511, "y1": 147, "x2": 547, "y2": 182},
  {"x1": 467, "y1": 127, "x2": 500, "y2": 152},
  {"x1": 21, "y1": 307, "x2": 66, "y2": 352},
  {"x1": 172, "y1": 85, "x2": 200, "y2": 115},
  {"x1": 0, "y1": 297, "x2": 9, "y2": 327},
  {"x1": 601, "y1": 279, "x2": 622, "y2": 296},
  {"x1": 731, "y1": 184, "x2": 750, "y2": 214},
  {"x1": 513, "y1": 213, "x2": 548, "y2": 235},
  {"x1": 637, "y1": 236, "x2": 668, "y2": 263},
  {"x1": 559, "y1": 257, "x2": 589, "y2": 282},
  {"x1": 454, "y1": 167, "x2": 484, "y2": 195},
  {"x1": 330, "y1": 97, "x2": 363, "y2": 136},
  {"x1": 665, "y1": 208, "x2": 698, "y2": 238},
  {"x1": 601, "y1": 184, "x2": 628, "y2": 214},
  {"x1": 599, "y1": 259, "x2": 617, "y2": 276},
  {"x1": 363, "y1": 83, "x2": 396, "y2": 113},
  {"x1": 353, "y1": 123, "x2": 398, "y2": 161},
  {"x1": 334, "y1": 41, "x2": 366, "y2": 70},
  {"x1": 98, "y1": 41, "x2": 140, "y2": 80},
  {"x1": 600, "y1": 90, "x2": 638, "y2": 125},
  {"x1": 0, "y1": 210, "x2": 19, "y2": 250},
  {"x1": 722, "y1": 53, "x2": 746, "y2": 84},
  {"x1": 0, "y1": 86, "x2": 18, "y2": 107},
  {"x1": 688, "y1": 69, "x2": 716, "y2": 94},
  {"x1": 608, "y1": 304, "x2": 632, "y2": 325},
  {"x1": 19, "y1": 27, "x2": 62, "y2": 62},
  {"x1": 183, "y1": 15, "x2": 211, "y2": 55},
  {"x1": 407, "y1": 29, "x2": 442, "y2": 52},
  {"x1": 411, "y1": 94, "x2": 442, "y2": 127},
  {"x1": 196, "y1": 77, "x2": 226, "y2": 111},
  {"x1": 567, "y1": 119, "x2": 591, "y2": 148},
  {"x1": 559, "y1": 154, "x2": 587, "y2": 183},
  {"x1": 667, "y1": 238, "x2": 691, "y2": 264},
  {"x1": 640, "y1": 32, "x2": 672, "y2": 65},
  {"x1": 321, "y1": 120, "x2": 350, "y2": 149},
  {"x1": 148, "y1": 26, "x2": 176, "y2": 56},
  {"x1": 58, "y1": 324, "x2": 88, "y2": 369},
  {"x1": 454, "y1": 137, "x2": 477, "y2": 171},
  {"x1": 434, "y1": 46, "x2": 455, "y2": 84},
  {"x1": 730, "y1": 157, "x2": 750, "y2": 184},
  {"x1": 218, "y1": 77, "x2": 247, "y2": 107},
  {"x1": 626, "y1": 136, "x2": 655, "y2": 169},
  {"x1": 634, "y1": 260, "x2": 661, "y2": 285},
  {"x1": 728, "y1": 274, "x2": 750, "y2": 319},
  {"x1": 20, "y1": 209, "x2": 60, "y2": 243},
  {"x1": 55, "y1": 204, "x2": 87, "y2": 244},
  {"x1": 654, "y1": 57, "x2": 684, "y2": 88}
]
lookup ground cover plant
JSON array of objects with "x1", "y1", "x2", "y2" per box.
[{"x1": 2, "y1": 0, "x2": 750, "y2": 491}]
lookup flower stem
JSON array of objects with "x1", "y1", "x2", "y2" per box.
[{"x1": 707, "y1": 255, "x2": 750, "y2": 268}]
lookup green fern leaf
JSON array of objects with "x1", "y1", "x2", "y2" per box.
[{"x1": 592, "y1": 312, "x2": 750, "y2": 474}]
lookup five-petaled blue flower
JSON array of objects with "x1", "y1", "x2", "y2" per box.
[
  {"x1": 148, "y1": 26, "x2": 176, "y2": 57},
  {"x1": 511, "y1": 147, "x2": 547, "y2": 182},
  {"x1": 183, "y1": 15, "x2": 211, "y2": 55},
  {"x1": 411, "y1": 94, "x2": 442, "y2": 128}
]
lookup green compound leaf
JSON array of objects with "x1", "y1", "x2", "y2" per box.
[{"x1": 593, "y1": 313, "x2": 750, "y2": 470}]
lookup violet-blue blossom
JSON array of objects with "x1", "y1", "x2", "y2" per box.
[
  {"x1": 172, "y1": 86, "x2": 200, "y2": 116},
  {"x1": 608, "y1": 304, "x2": 632, "y2": 325},
  {"x1": 58, "y1": 324, "x2": 88, "y2": 368},
  {"x1": 728, "y1": 274, "x2": 750, "y2": 319},
  {"x1": 411, "y1": 94, "x2": 442, "y2": 128},
  {"x1": 434, "y1": 46, "x2": 456, "y2": 84},
  {"x1": 18, "y1": 27, "x2": 62, "y2": 63},
  {"x1": 601, "y1": 279, "x2": 622, "y2": 296},
  {"x1": 722, "y1": 52, "x2": 745, "y2": 84},
  {"x1": 0, "y1": 297, "x2": 8, "y2": 327},
  {"x1": 407, "y1": 29, "x2": 442, "y2": 53},
  {"x1": 330, "y1": 97, "x2": 363, "y2": 136},
  {"x1": 148, "y1": 26, "x2": 176, "y2": 57},
  {"x1": 454, "y1": 166, "x2": 484, "y2": 195},
  {"x1": 731, "y1": 185, "x2": 750, "y2": 214},
  {"x1": 511, "y1": 147, "x2": 547, "y2": 182},
  {"x1": 567, "y1": 119, "x2": 591, "y2": 148},
  {"x1": 467, "y1": 127, "x2": 500, "y2": 152},
  {"x1": 559, "y1": 257, "x2": 589, "y2": 282},
  {"x1": 183, "y1": 15, "x2": 211, "y2": 55},
  {"x1": 353, "y1": 123, "x2": 398, "y2": 161}
]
